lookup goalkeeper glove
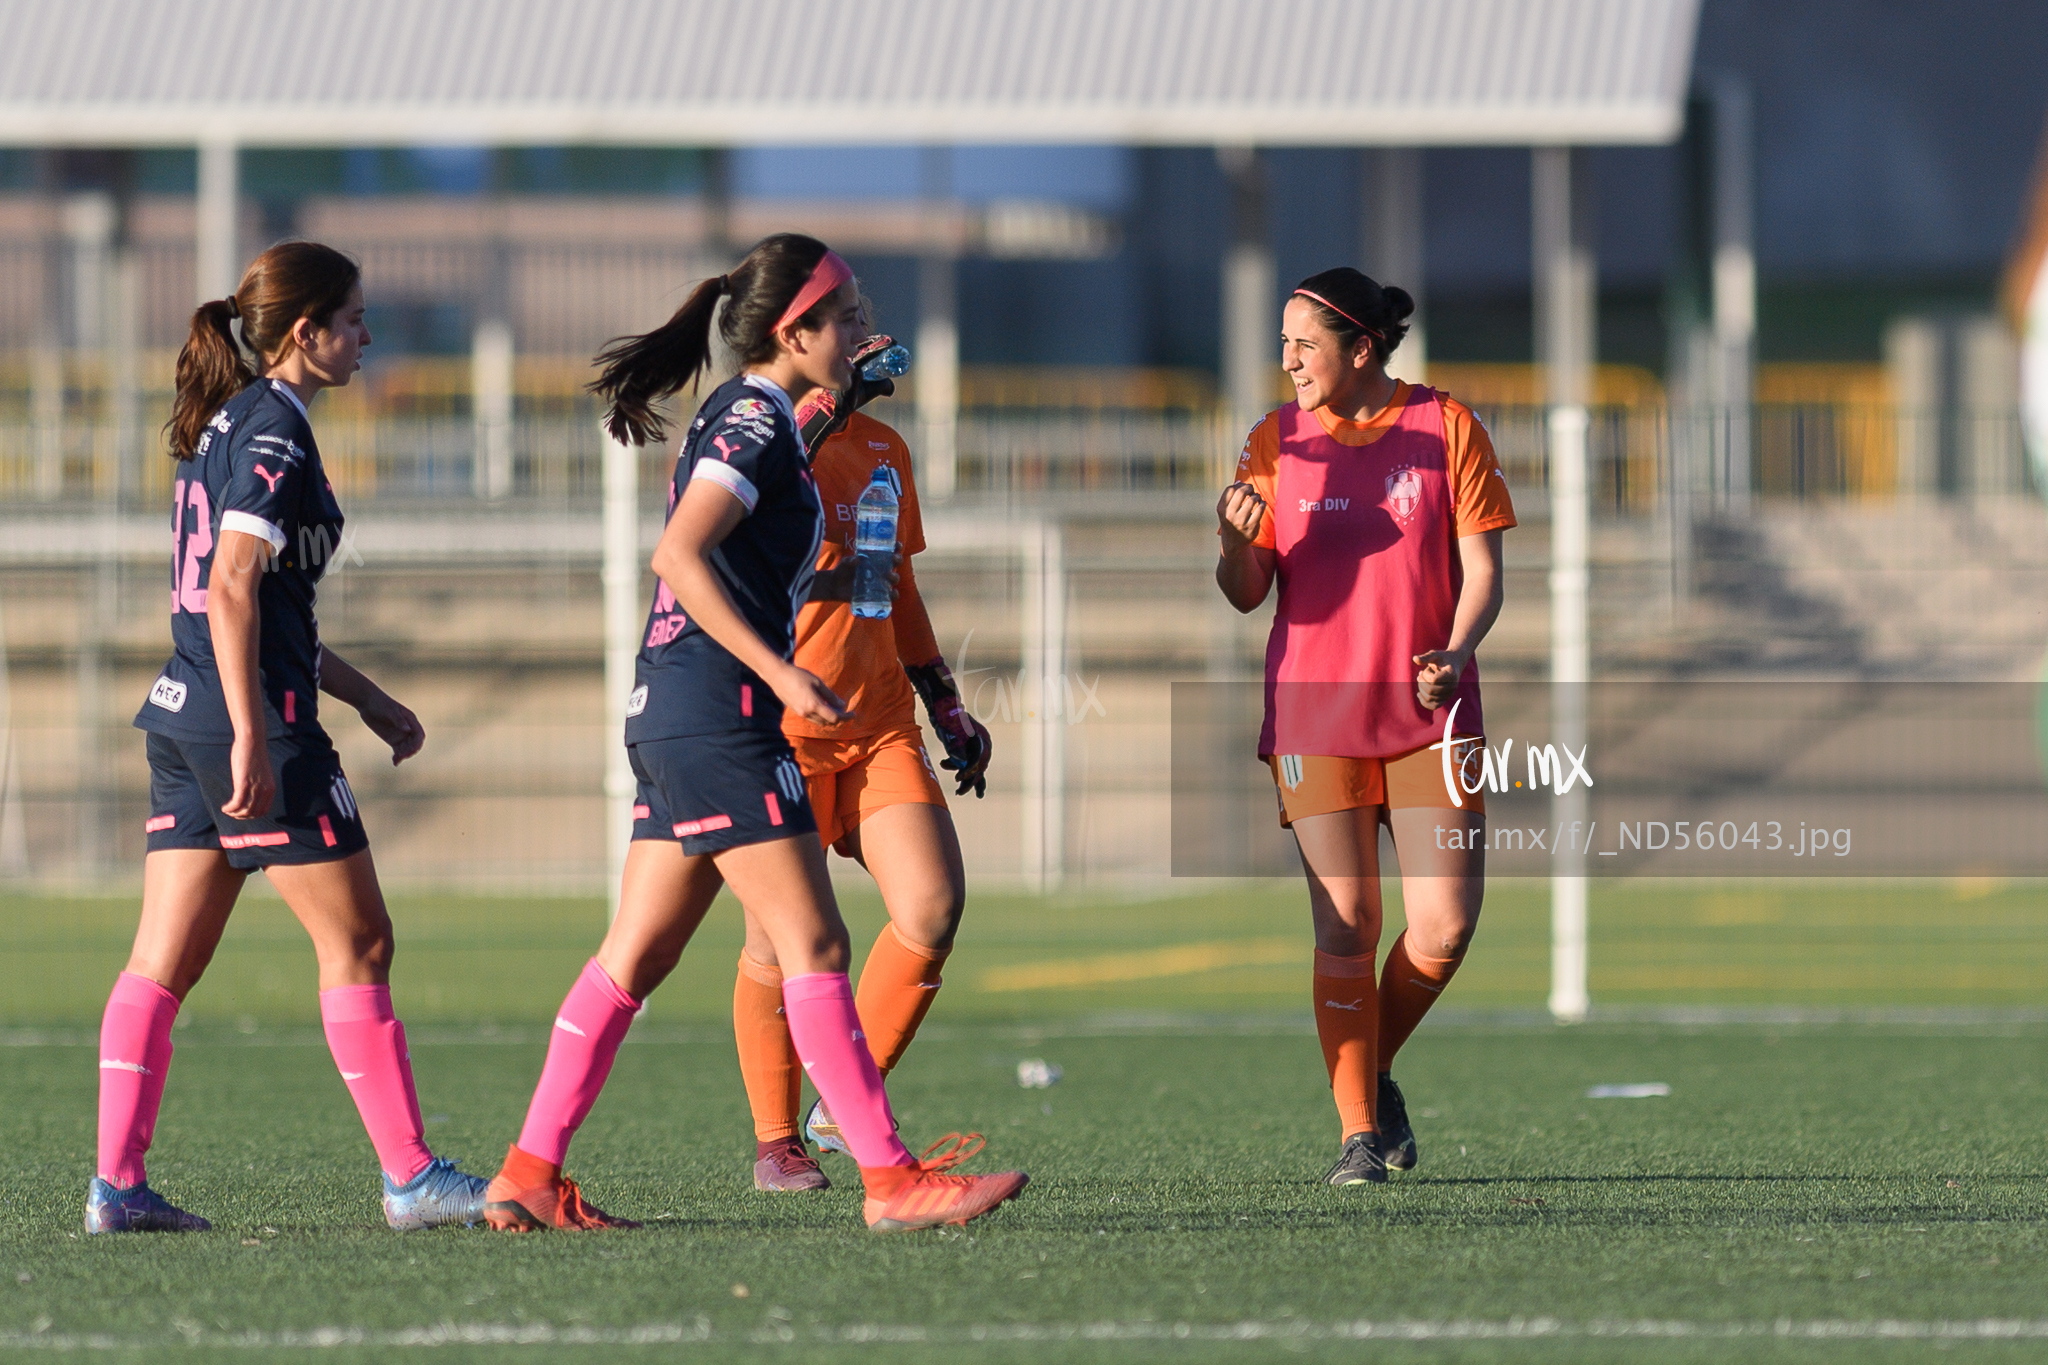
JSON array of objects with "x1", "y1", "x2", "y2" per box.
[{"x1": 906, "y1": 660, "x2": 990, "y2": 798}]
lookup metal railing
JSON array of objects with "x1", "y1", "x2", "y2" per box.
[{"x1": 0, "y1": 395, "x2": 2035, "y2": 514}]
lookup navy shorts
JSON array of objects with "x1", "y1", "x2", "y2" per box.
[
  {"x1": 144, "y1": 730, "x2": 370, "y2": 870},
  {"x1": 629, "y1": 729, "x2": 817, "y2": 857}
]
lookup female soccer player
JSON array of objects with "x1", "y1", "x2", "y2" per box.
[
  {"x1": 481, "y1": 234, "x2": 1024, "y2": 1233},
  {"x1": 1215, "y1": 268, "x2": 1514, "y2": 1186},
  {"x1": 738, "y1": 331, "x2": 993, "y2": 1193},
  {"x1": 93, "y1": 242, "x2": 488, "y2": 1233}
]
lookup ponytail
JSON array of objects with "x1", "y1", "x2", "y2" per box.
[
  {"x1": 591, "y1": 275, "x2": 726, "y2": 447},
  {"x1": 167, "y1": 298, "x2": 255, "y2": 459},
  {"x1": 164, "y1": 240, "x2": 361, "y2": 460},
  {"x1": 591, "y1": 232, "x2": 842, "y2": 448}
]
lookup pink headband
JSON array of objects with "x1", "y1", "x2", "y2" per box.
[
  {"x1": 1292, "y1": 288, "x2": 1383, "y2": 343},
  {"x1": 775, "y1": 250, "x2": 855, "y2": 332}
]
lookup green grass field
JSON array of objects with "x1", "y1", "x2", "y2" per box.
[{"x1": 3, "y1": 878, "x2": 2047, "y2": 1362}]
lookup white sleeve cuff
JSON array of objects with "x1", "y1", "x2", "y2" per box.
[
  {"x1": 692, "y1": 460, "x2": 760, "y2": 513},
  {"x1": 220, "y1": 510, "x2": 287, "y2": 552}
]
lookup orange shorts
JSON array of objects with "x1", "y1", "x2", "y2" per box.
[
  {"x1": 790, "y1": 722, "x2": 948, "y2": 852},
  {"x1": 1268, "y1": 737, "x2": 1487, "y2": 827}
]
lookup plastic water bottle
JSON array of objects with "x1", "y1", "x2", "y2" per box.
[
  {"x1": 851, "y1": 468, "x2": 898, "y2": 620},
  {"x1": 860, "y1": 343, "x2": 911, "y2": 382}
]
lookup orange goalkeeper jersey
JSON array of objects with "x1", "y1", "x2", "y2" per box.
[{"x1": 784, "y1": 411, "x2": 940, "y2": 741}]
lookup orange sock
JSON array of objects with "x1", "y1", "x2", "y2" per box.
[
  {"x1": 1377, "y1": 933, "x2": 1463, "y2": 1070},
  {"x1": 854, "y1": 923, "x2": 950, "y2": 1076},
  {"x1": 495, "y1": 1141, "x2": 558, "y2": 1187},
  {"x1": 732, "y1": 954, "x2": 800, "y2": 1143},
  {"x1": 859, "y1": 1161, "x2": 919, "y2": 1199},
  {"x1": 1312, "y1": 950, "x2": 1379, "y2": 1139}
]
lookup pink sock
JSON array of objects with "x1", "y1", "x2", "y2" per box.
[
  {"x1": 96, "y1": 972, "x2": 179, "y2": 1188},
  {"x1": 782, "y1": 973, "x2": 915, "y2": 1169},
  {"x1": 319, "y1": 984, "x2": 433, "y2": 1185},
  {"x1": 515, "y1": 959, "x2": 639, "y2": 1166}
]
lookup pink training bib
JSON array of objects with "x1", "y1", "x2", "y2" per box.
[{"x1": 1260, "y1": 388, "x2": 1481, "y2": 758}]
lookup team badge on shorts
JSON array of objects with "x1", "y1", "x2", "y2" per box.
[
  {"x1": 774, "y1": 756, "x2": 806, "y2": 806},
  {"x1": 1385, "y1": 467, "x2": 1422, "y2": 521}
]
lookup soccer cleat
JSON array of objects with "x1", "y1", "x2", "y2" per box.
[
  {"x1": 804, "y1": 1097, "x2": 849, "y2": 1157},
  {"x1": 1324, "y1": 1131, "x2": 1388, "y2": 1186},
  {"x1": 1377, "y1": 1074, "x2": 1418, "y2": 1171},
  {"x1": 754, "y1": 1140, "x2": 831, "y2": 1193},
  {"x1": 84, "y1": 1178, "x2": 211, "y2": 1234},
  {"x1": 383, "y1": 1156, "x2": 489, "y2": 1231},
  {"x1": 483, "y1": 1146, "x2": 639, "y2": 1232},
  {"x1": 863, "y1": 1134, "x2": 1028, "y2": 1233},
  {"x1": 807, "y1": 1096, "x2": 901, "y2": 1159}
]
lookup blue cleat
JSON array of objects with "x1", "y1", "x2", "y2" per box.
[
  {"x1": 383, "y1": 1157, "x2": 488, "y2": 1231},
  {"x1": 803, "y1": 1097, "x2": 850, "y2": 1157},
  {"x1": 84, "y1": 1178, "x2": 211, "y2": 1234},
  {"x1": 805, "y1": 1097, "x2": 900, "y2": 1159}
]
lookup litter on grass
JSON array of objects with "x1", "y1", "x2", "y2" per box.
[
  {"x1": 1586, "y1": 1083, "x2": 1671, "y2": 1098},
  {"x1": 1017, "y1": 1059, "x2": 1063, "y2": 1088}
]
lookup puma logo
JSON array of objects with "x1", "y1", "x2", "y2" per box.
[
  {"x1": 1322, "y1": 999, "x2": 1365, "y2": 1011},
  {"x1": 252, "y1": 464, "x2": 283, "y2": 493},
  {"x1": 711, "y1": 434, "x2": 738, "y2": 460}
]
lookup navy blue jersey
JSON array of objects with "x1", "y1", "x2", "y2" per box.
[
  {"x1": 625, "y1": 374, "x2": 824, "y2": 743},
  {"x1": 134, "y1": 379, "x2": 346, "y2": 743}
]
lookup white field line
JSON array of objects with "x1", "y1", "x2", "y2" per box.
[{"x1": 6, "y1": 1319, "x2": 2048, "y2": 1350}]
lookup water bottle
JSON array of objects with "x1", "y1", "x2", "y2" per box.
[
  {"x1": 860, "y1": 343, "x2": 911, "y2": 382},
  {"x1": 851, "y1": 467, "x2": 898, "y2": 620}
]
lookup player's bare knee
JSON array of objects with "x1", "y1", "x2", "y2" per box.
[{"x1": 894, "y1": 884, "x2": 964, "y2": 952}]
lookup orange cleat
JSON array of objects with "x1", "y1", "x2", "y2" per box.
[
  {"x1": 862, "y1": 1134, "x2": 1028, "y2": 1233},
  {"x1": 482, "y1": 1143, "x2": 639, "y2": 1231}
]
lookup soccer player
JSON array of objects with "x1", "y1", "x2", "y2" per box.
[
  {"x1": 739, "y1": 330, "x2": 993, "y2": 1193},
  {"x1": 1214, "y1": 268, "x2": 1514, "y2": 1186},
  {"x1": 482, "y1": 234, "x2": 1025, "y2": 1233},
  {"x1": 94, "y1": 242, "x2": 489, "y2": 1233}
]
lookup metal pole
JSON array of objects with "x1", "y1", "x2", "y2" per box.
[
  {"x1": 601, "y1": 430, "x2": 642, "y2": 920},
  {"x1": 1362, "y1": 147, "x2": 1426, "y2": 383},
  {"x1": 917, "y1": 146, "x2": 959, "y2": 502},
  {"x1": 0, "y1": 592, "x2": 29, "y2": 877},
  {"x1": 472, "y1": 319, "x2": 515, "y2": 501},
  {"x1": 1534, "y1": 146, "x2": 1594, "y2": 1023},
  {"x1": 1709, "y1": 77, "x2": 1755, "y2": 511},
  {"x1": 195, "y1": 138, "x2": 238, "y2": 304},
  {"x1": 1219, "y1": 146, "x2": 1276, "y2": 446},
  {"x1": 1020, "y1": 519, "x2": 1064, "y2": 890}
]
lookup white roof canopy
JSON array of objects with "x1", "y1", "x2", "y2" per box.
[{"x1": 0, "y1": 0, "x2": 1701, "y2": 148}]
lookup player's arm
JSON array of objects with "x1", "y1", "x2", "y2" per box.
[
  {"x1": 1413, "y1": 529, "x2": 1504, "y2": 710},
  {"x1": 206, "y1": 529, "x2": 275, "y2": 819},
  {"x1": 318, "y1": 646, "x2": 425, "y2": 765},
  {"x1": 1215, "y1": 482, "x2": 1276, "y2": 612},
  {"x1": 893, "y1": 558, "x2": 992, "y2": 797},
  {"x1": 652, "y1": 476, "x2": 850, "y2": 726}
]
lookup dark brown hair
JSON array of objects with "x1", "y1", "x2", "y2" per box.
[
  {"x1": 1292, "y1": 267, "x2": 1416, "y2": 361},
  {"x1": 165, "y1": 241, "x2": 361, "y2": 460},
  {"x1": 591, "y1": 232, "x2": 841, "y2": 447}
]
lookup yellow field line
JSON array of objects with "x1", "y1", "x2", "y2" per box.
[{"x1": 978, "y1": 938, "x2": 1302, "y2": 993}]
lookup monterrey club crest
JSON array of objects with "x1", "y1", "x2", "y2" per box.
[{"x1": 1385, "y1": 466, "x2": 1422, "y2": 520}]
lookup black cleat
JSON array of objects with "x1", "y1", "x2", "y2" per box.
[
  {"x1": 1323, "y1": 1131, "x2": 1387, "y2": 1186},
  {"x1": 1377, "y1": 1074, "x2": 1418, "y2": 1171}
]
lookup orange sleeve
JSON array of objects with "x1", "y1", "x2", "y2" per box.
[
  {"x1": 1441, "y1": 397, "x2": 1517, "y2": 537},
  {"x1": 892, "y1": 557, "x2": 942, "y2": 667},
  {"x1": 888, "y1": 424, "x2": 926, "y2": 557},
  {"x1": 1224, "y1": 415, "x2": 1280, "y2": 550}
]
